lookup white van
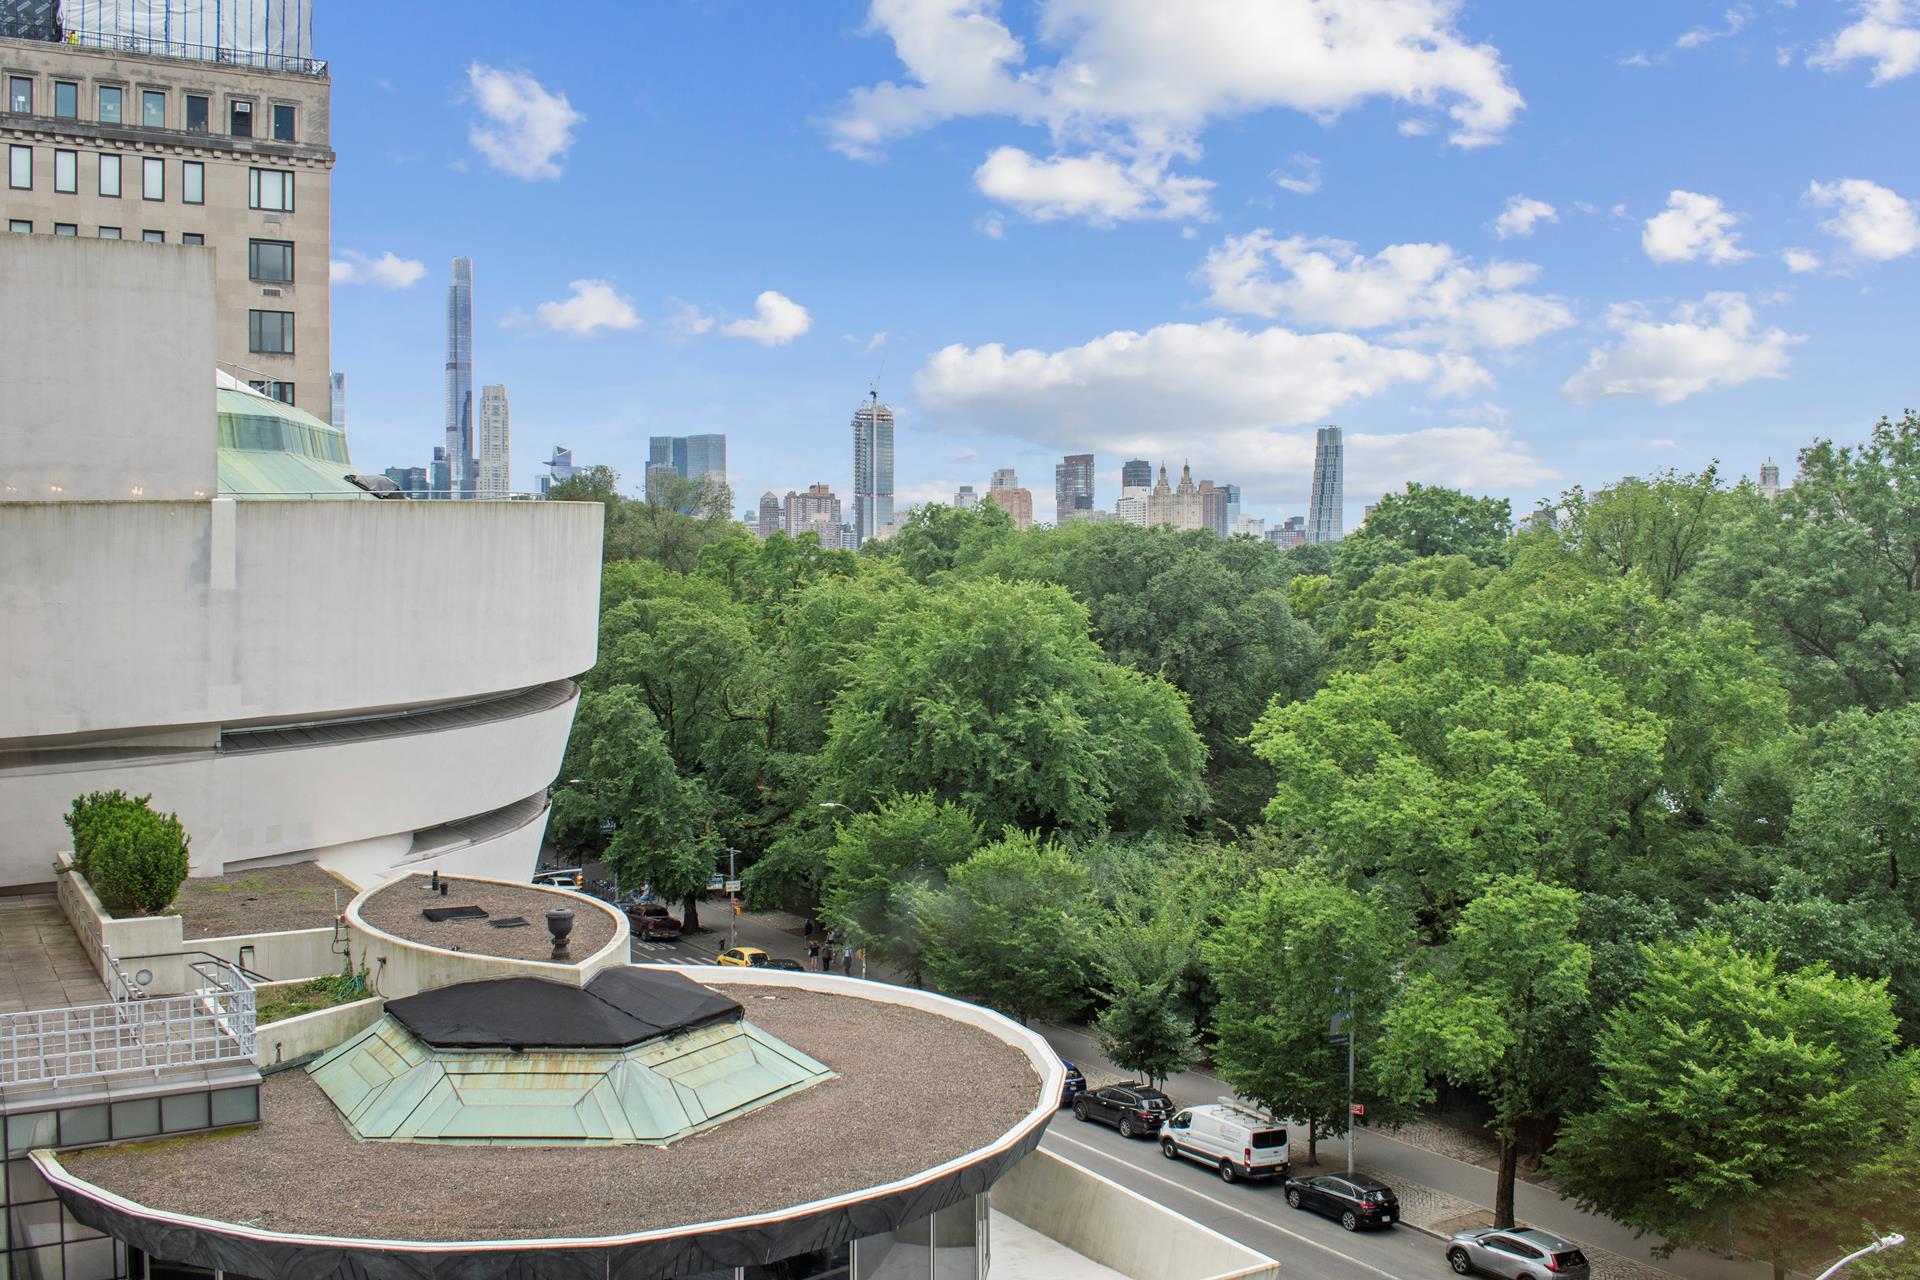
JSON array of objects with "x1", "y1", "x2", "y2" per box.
[{"x1": 1159, "y1": 1099, "x2": 1291, "y2": 1184}]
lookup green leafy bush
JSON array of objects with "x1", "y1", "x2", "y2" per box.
[{"x1": 63, "y1": 790, "x2": 190, "y2": 916}]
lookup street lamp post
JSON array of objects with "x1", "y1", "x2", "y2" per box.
[{"x1": 1814, "y1": 1235, "x2": 1906, "y2": 1280}]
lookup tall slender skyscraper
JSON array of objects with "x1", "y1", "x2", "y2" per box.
[
  {"x1": 1121, "y1": 458, "x2": 1153, "y2": 490},
  {"x1": 1308, "y1": 426, "x2": 1344, "y2": 543},
  {"x1": 1055, "y1": 453, "x2": 1095, "y2": 524},
  {"x1": 445, "y1": 258, "x2": 475, "y2": 498},
  {"x1": 851, "y1": 390, "x2": 895, "y2": 546},
  {"x1": 477, "y1": 384, "x2": 510, "y2": 499}
]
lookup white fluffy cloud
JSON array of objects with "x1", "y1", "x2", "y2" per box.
[
  {"x1": 830, "y1": 0, "x2": 1523, "y2": 222},
  {"x1": 1676, "y1": 6, "x2": 1752, "y2": 49},
  {"x1": 1562, "y1": 293, "x2": 1800, "y2": 404},
  {"x1": 1810, "y1": 0, "x2": 1920, "y2": 83},
  {"x1": 1196, "y1": 232, "x2": 1574, "y2": 350},
  {"x1": 721, "y1": 291, "x2": 813, "y2": 346},
  {"x1": 467, "y1": 64, "x2": 584, "y2": 180},
  {"x1": 1808, "y1": 177, "x2": 1920, "y2": 260},
  {"x1": 1782, "y1": 247, "x2": 1824, "y2": 273},
  {"x1": 1272, "y1": 153, "x2": 1322, "y2": 196},
  {"x1": 914, "y1": 319, "x2": 1487, "y2": 451},
  {"x1": 1641, "y1": 190, "x2": 1753, "y2": 264},
  {"x1": 1493, "y1": 195, "x2": 1557, "y2": 239},
  {"x1": 329, "y1": 249, "x2": 426, "y2": 288},
  {"x1": 972, "y1": 146, "x2": 1211, "y2": 223},
  {"x1": 535, "y1": 280, "x2": 641, "y2": 337}
]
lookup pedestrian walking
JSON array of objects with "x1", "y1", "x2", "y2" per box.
[
  {"x1": 807, "y1": 938, "x2": 821, "y2": 964},
  {"x1": 841, "y1": 944, "x2": 853, "y2": 975},
  {"x1": 818, "y1": 944, "x2": 832, "y2": 973},
  {"x1": 803, "y1": 917, "x2": 815, "y2": 941}
]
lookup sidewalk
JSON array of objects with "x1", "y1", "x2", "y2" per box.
[{"x1": 1034, "y1": 1021, "x2": 1773, "y2": 1280}]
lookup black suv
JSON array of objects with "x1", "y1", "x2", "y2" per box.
[
  {"x1": 1283, "y1": 1173, "x2": 1400, "y2": 1230},
  {"x1": 1072, "y1": 1084, "x2": 1174, "y2": 1138}
]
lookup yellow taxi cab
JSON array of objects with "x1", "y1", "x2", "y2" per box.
[{"x1": 716, "y1": 946, "x2": 770, "y2": 967}]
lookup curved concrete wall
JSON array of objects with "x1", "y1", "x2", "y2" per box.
[
  {"x1": 0, "y1": 688, "x2": 578, "y2": 886},
  {"x1": 0, "y1": 497, "x2": 602, "y2": 742}
]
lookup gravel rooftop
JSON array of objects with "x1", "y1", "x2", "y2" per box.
[
  {"x1": 63, "y1": 983, "x2": 1042, "y2": 1241},
  {"x1": 356, "y1": 875, "x2": 620, "y2": 963},
  {"x1": 162, "y1": 863, "x2": 355, "y2": 939}
]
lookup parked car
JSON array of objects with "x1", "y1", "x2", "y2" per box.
[
  {"x1": 766, "y1": 957, "x2": 805, "y2": 972},
  {"x1": 717, "y1": 946, "x2": 770, "y2": 967},
  {"x1": 531, "y1": 868, "x2": 584, "y2": 889},
  {"x1": 1446, "y1": 1228, "x2": 1590, "y2": 1280},
  {"x1": 626, "y1": 903, "x2": 682, "y2": 940},
  {"x1": 1060, "y1": 1061, "x2": 1088, "y2": 1109},
  {"x1": 1283, "y1": 1173, "x2": 1399, "y2": 1229},
  {"x1": 1162, "y1": 1101, "x2": 1290, "y2": 1183},
  {"x1": 1072, "y1": 1083, "x2": 1175, "y2": 1138}
]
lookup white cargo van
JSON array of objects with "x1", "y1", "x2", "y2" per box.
[{"x1": 1159, "y1": 1099, "x2": 1291, "y2": 1184}]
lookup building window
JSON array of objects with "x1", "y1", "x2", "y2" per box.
[
  {"x1": 8, "y1": 219, "x2": 29, "y2": 233},
  {"x1": 8, "y1": 144, "x2": 29, "y2": 189},
  {"x1": 248, "y1": 239, "x2": 294, "y2": 282},
  {"x1": 271, "y1": 103, "x2": 295, "y2": 140},
  {"x1": 54, "y1": 148, "x2": 76, "y2": 193},
  {"x1": 7, "y1": 75, "x2": 28, "y2": 113},
  {"x1": 54, "y1": 222, "x2": 76, "y2": 235},
  {"x1": 248, "y1": 379, "x2": 295, "y2": 404},
  {"x1": 249, "y1": 310, "x2": 294, "y2": 353},
  {"x1": 98, "y1": 85, "x2": 122, "y2": 123},
  {"x1": 141, "y1": 89, "x2": 164, "y2": 128},
  {"x1": 186, "y1": 93, "x2": 208, "y2": 132},
  {"x1": 142, "y1": 229, "x2": 164, "y2": 242},
  {"x1": 98, "y1": 152, "x2": 120, "y2": 197},
  {"x1": 53, "y1": 80, "x2": 77, "y2": 119},
  {"x1": 182, "y1": 232, "x2": 203, "y2": 245},
  {"x1": 182, "y1": 160, "x2": 203, "y2": 204},
  {"x1": 98, "y1": 225, "x2": 120, "y2": 238},
  {"x1": 248, "y1": 167, "x2": 293, "y2": 211},
  {"x1": 229, "y1": 99, "x2": 252, "y2": 137},
  {"x1": 142, "y1": 156, "x2": 163, "y2": 200}
]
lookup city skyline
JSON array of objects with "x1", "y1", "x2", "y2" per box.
[
  {"x1": 317, "y1": 4, "x2": 1916, "y2": 525},
  {"x1": 442, "y1": 256, "x2": 474, "y2": 498}
]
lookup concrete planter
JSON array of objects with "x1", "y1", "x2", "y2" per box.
[{"x1": 253, "y1": 993, "x2": 384, "y2": 1070}]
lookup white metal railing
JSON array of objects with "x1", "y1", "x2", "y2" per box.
[{"x1": 0, "y1": 961, "x2": 256, "y2": 1089}]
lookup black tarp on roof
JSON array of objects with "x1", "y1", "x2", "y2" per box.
[{"x1": 385, "y1": 968, "x2": 741, "y2": 1050}]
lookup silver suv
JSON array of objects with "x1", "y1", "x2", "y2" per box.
[{"x1": 1446, "y1": 1228, "x2": 1590, "y2": 1280}]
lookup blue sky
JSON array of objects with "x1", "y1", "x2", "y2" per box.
[{"x1": 324, "y1": 1, "x2": 1920, "y2": 527}]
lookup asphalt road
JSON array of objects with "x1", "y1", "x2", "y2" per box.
[{"x1": 1041, "y1": 1112, "x2": 1451, "y2": 1280}]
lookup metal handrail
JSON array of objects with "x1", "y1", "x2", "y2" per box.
[
  {"x1": 0, "y1": 963, "x2": 257, "y2": 1089},
  {"x1": 62, "y1": 31, "x2": 326, "y2": 76}
]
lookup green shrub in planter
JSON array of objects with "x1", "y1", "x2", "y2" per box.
[{"x1": 63, "y1": 791, "x2": 190, "y2": 916}]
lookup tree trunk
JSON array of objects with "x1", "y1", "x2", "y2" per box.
[
  {"x1": 1770, "y1": 1252, "x2": 1786, "y2": 1280},
  {"x1": 1494, "y1": 1137, "x2": 1519, "y2": 1228},
  {"x1": 683, "y1": 894, "x2": 701, "y2": 932},
  {"x1": 1307, "y1": 1122, "x2": 1319, "y2": 1166}
]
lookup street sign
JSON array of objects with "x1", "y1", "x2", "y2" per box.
[
  {"x1": 1350, "y1": 1103, "x2": 1365, "y2": 1116},
  {"x1": 724, "y1": 879, "x2": 742, "y2": 892}
]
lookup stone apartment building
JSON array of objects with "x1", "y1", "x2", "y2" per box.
[{"x1": 1, "y1": 15, "x2": 333, "y2": 411}]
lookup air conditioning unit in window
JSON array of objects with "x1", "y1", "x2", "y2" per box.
[{"x1": 261, "y1": 287, "x2": 282, "y2": 297}]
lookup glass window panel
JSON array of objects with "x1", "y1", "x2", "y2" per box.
[
  {"x1": 9, "y1": 144, "x2": 30, "y2": 189},
  {"x1": 210, "y1": 1086, "x2": 258, "y2": 1127},
  {"x1": 160, "y1": 1091, "x2": 210, "y2": 1133},
  {"x1": 248, "y1": 168, "x2": 293, "y2": 211},
  {"x1": 98, "y1": 226, "x2": 120, "y2": 238},
  {"x1": 182, "y1": 160, "x2": 202, "y2": 204},
  {"x1": 853, "y1": 1231, "x2": 907, "y2": 1280},
  {"x1": 248, "y1": 310, "x2": 294, "y2": 354},
  {"x1": 7, "y1": 219, "x2": 28, "y2": 232},
  {"x1": 65, "y1": 1232, "x2": 121, "y2": 1278},
  {"x1": 931, "y1": 1197, "x2": 977, "y2": 1280},
  {"x1": 99, "y1": 152, "x2": 120, "y2": 197},
  {"x1": 12, "y1": 1199, "x2": 63, "y2": 1249},
  {"x1": 54, "y1": 149, "x2": 75, "y2": 192},
  {"x1": 142, "y1": 156, "x2": 163, "y2": 200},
  {"x1": 98, "y1": 85, "x2": 122, "y2": 123},
  {"x1": 8, "y1": 1155, "x2": 52, "y2": 1203},
  {"x1": 142, "y1": 229, "x2": 164, "y2": 242},
  {"x1": 248, "y1": 239, "x2": 293, "y2": 282},
  {"x1": 59, "y1": 1105, "x2": 110, "y2": 1147},
  {"x1": 6, "y1": 1111, "x2": 57, "y2": 1155},
  {"x1": 141, "y1": 90, "x2": 165, "y2": 127},
  {"x1": 744, "y1": 1244, "x2": 849, "y2": 1278},
  {"x1": 185, "y1": 94, "x2": 208, "y2": 132},
  {"x1": 54, "y1": 80, "x2": 77, "y2": 118},
  {"x1": 110, "y1": 1097, "x2": 160, "y2": 1139},
  {"x1": 181, "y1": 232, "x2": 203, "y2": 246},
  {"x1": 7, "y1": 75, "x2": 29, "y2": 113},
  {"x1": 229, "y1": 99, "x2": 252, "y2": 137},
  {"x1": 272, "y1": 103, "x2": 295, "y2": 140},
  {"x1": 54, "y1": 222, "x2": 76, "y2": 235}
]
